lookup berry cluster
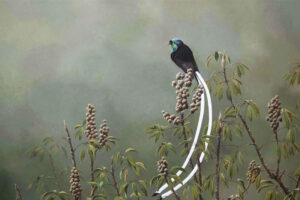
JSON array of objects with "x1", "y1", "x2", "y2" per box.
[
  {"x1": 266, "y1": 95, "x2": 282, "y2": 133},
  {"x1": 85, "y1": 104, "x2": 97, "y2": 140},
  {"x1": 157, "y1": 156, "x2": 168, "y2": 176},
  {"x1": 161, "y1": 110, "x2": 181, "y2": 125},
  {"x1": 184, "y1": 68, "x2": 194, "y2": 87},
  {"x1": 190, "y1": 86, "x2": 204, "y2": 113},
  {"x1": 246, "y1": 160, "x2": 261, "y2": 183},
  {"x1": 162, "y1": 70, "x2": 203, "y2": 125},
  {"x1": 69, "y1": 167, "x2": 82, "y2": 200},
  {"x1": 99, "y1": 120, "x2": 110, "y2": 146},
  {"x1": 172, "y1": 70, "x2": 194, "y2": 113}
]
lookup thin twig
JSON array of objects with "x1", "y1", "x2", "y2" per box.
[
  {"x1": 90, "y1": 157, "x2": 96, "y2": 197},
  {"x1": 296, "y1": 175, "x2": 300, "y2": 189},
  {"x1": 164, "y1": 176, "x2": 180, "y2": 200},
  {"x1": 64, "y1": 121, "x2": 77, "y2": 168},
  {"x1": 64, "y1": 121, "x2": 82, "y2": 200},
  {"x1": 196, "y1": 153, "x2": 204, "y2": 200},
  {"x1": 110, "y1": 156, "x2": 120, "y2": 196},
  {"x1": 273, "y1": 129, "x2": 280, "y2": 176},
  {"x1": 15, "y1": 184, "x2": 23, "y2": 200},
  {"x1": 215, "y1": 113, "x2": 223, "y2": 200}
]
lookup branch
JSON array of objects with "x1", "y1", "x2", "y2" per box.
[
  {"x1": 90, "y1": 157, "x2": 96, "y2": 197},
  {"x1": 273, "y1": 128, "x2": 280, "y2": 176},
  {"x1": 15, "y1": 184, "x2": 23, "y2": 200},
  {"x1": 215, "y1": 113, "x2": 223, "y2": 200},
  {"x1": 196, "y1": 153, "x2": 204, "y2": 200},
  {"x1": 296, "y1": 175, "x2": 300, "y2": 189},
  {"x1": 164, "y1": 176, "x2": 180, "y2": 200},
  {"x1": 64, "y1": 121, "x2": 77, "y2": 168},
  {"x1": 64, "y1": 121, "x2": 82, "y2": 200},
  {"x1": 221, "y1": 59, "x2": 290, "y2": 195},
  {"x1": 110, "y1": 156, "x2": 120, "y2": 196}
]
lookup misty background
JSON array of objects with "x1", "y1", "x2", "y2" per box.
[{"x1": 0, "y1": 0, "x2": 300, "y2": 199}]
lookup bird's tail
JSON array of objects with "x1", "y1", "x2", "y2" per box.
[
  {"x1": 160, "y1": 71, "x2": 213, "y2": 199},
  {"x1": 153, "y1": 71, "x2": 206, "y2": 196}
]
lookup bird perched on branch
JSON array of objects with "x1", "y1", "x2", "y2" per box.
[
  {"x1": 154, "y1": 38, "x2": 212, "y2": 199},
  {"x1": 169, "y1": 38, "x2": 199, "y2": 74}
]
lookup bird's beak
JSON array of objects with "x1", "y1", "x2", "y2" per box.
[{"x1": 168, "y1": 40, "x2": 172, "y2": 45}]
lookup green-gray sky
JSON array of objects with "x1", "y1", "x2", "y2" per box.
[{"x1": 0, "y1": 0, "x2": 299, "y2": 199}]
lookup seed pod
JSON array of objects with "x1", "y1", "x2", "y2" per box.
[
  {"x1": 99, "y1": 119, "x2": 110, "y2": 146},
  {"x1": 190, "y1": 86, "x2": 204, "y2": 114},
  {"x1": 246, "y1": 160, "x2": 261, "y2": 183},
  {"x1": 85, "y1": 104, "x2": 98, "y2": 140},
  {"x1": 69, "y1": 167, "x2": 82, "y2": 199},
  {"x1": 266, "y1": 95, "x2": 282, "y2": 134},
  {"x1": 157, "y1": 156, "x2": 168, "y2": 176}
]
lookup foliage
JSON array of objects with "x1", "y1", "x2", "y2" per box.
[{"x1": 24, "y1": 53, "x2": 300, "y2": 200}]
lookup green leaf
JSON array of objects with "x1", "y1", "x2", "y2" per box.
[
  {"x1": 235, "y1": 125, "x2": 243, "y2": 137},
  {"x1": 265, "y1": 190, "x2": 273, "y2": 200},
  {"x1": 250, "y1": 102, "x2": 260, "y2": 117},
  {"x1": 220, "y1": 173, "x2": 229, "y2": 187},
  {"x1": 125, "y1": 148, "x2": 136, "y2": 153},
  {"x1": 218, "y1": 86, "x2": 224, "y2": 101},
  {"x1": 282, "y1": 72, "x2": 291, "y2": 80},
  {"x1": 192, "y1": 184, "x2": 199, "y2": 200},
  {"x1": 215, "y1": 51, "x2": 219, "y2": 61},
  {"x1": 183, "y1": 186, "x2": 190, "y2": 200},
  {"x1": 89, "y1": 144, "x2": 96, "y2": 157},
  {"x1": 88, "y1": 182, "x2": 98, "y2": 186},
  {"x1": 135, "y1": 162, "x2": 146, "y2": 170},
  {"x1": 258, "y1": 184, "x2": 273, "y2": 192},
  {"x1": 171, "y1": 175, "x2": 183, "y2": 184},
  {"x1": 290, "y1": 71, "x2": 298, "y2": 86},
  {"x1": 247, "y1": 105, "x2": 253, "y2": 121},
  {"x1": 132, "y1": 182, "x2": 138, "y2": 195},
  {"x1": 276, "y1": 145, "x2": 281, "y2": 161},
  {"x1": 283, "y1": 110, "x2": 290, "y2": 129},
  {"x1": 206, "y1": 54, "x2": 213, "y2": 68},
  {"x1": 294, "y1": 167, "x2": 300, "y2": 176},
  {"x1": 80, "y1": 148, "x2": 85, "y2": 162},
  {"x1": 255, "y1": 174, "x2": 261, "y2": 189},
  {"x1": 286, "y1": 129, "x2": 291, "y2": 143},
  {"x1": 226, "y1": 87, "x2": 232, "y2": 100},
  {"x1": 157, "y1": 176, "x2": 165, "y2": 189},
  {"x1": 149, "y1": 175, "x2": 159, "y2": 187},
  {"x1": 209, "y1": 180, "x2": 214, "y2": 196},
  {"x1": 139, "y1": 182, "x2": 147, "y2": 196},
  {"x1": 231, "y1": 81, "x2": 241, "y2": 96}
]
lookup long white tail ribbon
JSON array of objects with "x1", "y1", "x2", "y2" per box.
[
  {"x1": 161, "y1": 71, "x2": 213, "y2": 199},
  {"x1": 155, "y1": 75, "x2": 206, "y2": 195}
]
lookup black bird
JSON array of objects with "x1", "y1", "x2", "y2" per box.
[{"x1": 169, "y1": 38, "x2": 199, "y2": 74}]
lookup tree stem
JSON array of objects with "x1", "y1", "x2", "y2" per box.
[
  {"x1": 15, "y1": 184, "x2": 23, "y2": 200},
  {"x1": 90, "y1": 157, "x2": 96, "y2": 197},
  {"x1": 111, "y1": 156, "x2": 120, "y2": 196},
  {"x1": 215, "y1": 114, "x2": 223, "y2": 200}
]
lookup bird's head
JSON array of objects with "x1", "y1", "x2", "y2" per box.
[{"x1": 169, "y1": 38, "x2": 183, "y2": 53}]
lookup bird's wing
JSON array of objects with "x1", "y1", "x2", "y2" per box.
[{"x1": 171, "y1": 45, "x2": 199, "y2": 72}]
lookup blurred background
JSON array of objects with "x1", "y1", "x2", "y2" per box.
[{"x1": 0, "y1": 0, "x2": 299, "y2": 199}]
